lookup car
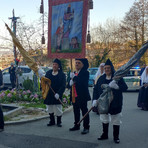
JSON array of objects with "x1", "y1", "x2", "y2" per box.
[
  {"x1": 2, "y1": 66, "x2": 50, "y2": 89},
  {"x1": 88, "y1": 67, "x2": 98, "y2": 86},
  {"x1": 40, "y1": 66, "x2": 52, "y2": 73},
  {"x1": 123, "y1": 67, "x2": 141, "y2": 91}
]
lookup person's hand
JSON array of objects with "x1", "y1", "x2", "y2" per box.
[
  {"x1": 69, "y1": 79, "x2": 74, "y2": 86},
  {"x1": 54, "y1": 93, "x2": 59, "y2": 100},
  {"x1": 109, "y1": 80, "x2": 119, "y2": 89},
  {"x1": 70, "y1": 72, "x2": 75, "y2": 79},
  {"x1": 92, "y1": 100, "x2": 98, "y2": 107}
]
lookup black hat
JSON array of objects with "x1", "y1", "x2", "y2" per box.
[
  {"x1": 53, "y1": 58, "x2": 62, "y2": 71},
  {"x1": 105, "y1": 59, "x2": 115, "y2": 74},
  {"x1": 75, "y1": 58, "x2": 89, "y2": 70}
]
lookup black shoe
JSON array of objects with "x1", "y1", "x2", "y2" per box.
[
  {"x1": 81, "y1": 129, "x2": 89, "y2": 134},
  {"x1": 114, "y1": 138, "x2": 120, "y2": 144},
  {"x1": 47, "y1": 122, "x2": 55, "y2": 126},
  {"x1": 98, "y1": 134, "x2": 108, "y2": 140},
  {"x1": 0, "y1": 128, "x2": 4, "y2": 132},
  {"x1": 69, "y1": 126, "x2": 80, "y2": 131},
  {"x1": 57, "y1": 123, "x2": 62, "y2": 127}
]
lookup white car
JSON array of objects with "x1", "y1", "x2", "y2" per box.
[
  {"x1": 2, "y1": 66, "x2": 50, "y2": 88},
  {"x1": 123, "y1": 67, "x2": 141, "y2": 91}
]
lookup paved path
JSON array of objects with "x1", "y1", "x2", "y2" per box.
[{"x1": 0, "y1": 89, "x2": 148, "y2": 148}]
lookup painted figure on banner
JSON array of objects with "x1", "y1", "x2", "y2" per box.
[
  {"x1": 55, "y1": 18, "x2": 64, "y2": 52},
  {"x1": 70, "y1": 36, "x2": 79, "y2": 49},
  {"x1": 63, "y1": 4, "x2": 74, "y2": 38},
  {"x1": 51, "y1": 1, "x2": 83, "y2": 54}
]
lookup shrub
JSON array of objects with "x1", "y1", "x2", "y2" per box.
[{"x1": 23, "y1": 78, "x2": 34, "y2": 92}]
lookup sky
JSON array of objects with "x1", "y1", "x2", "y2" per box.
[
  {"x1": 0, "y1": 0, "x2": 136, "y2": 27},
  {"x1": 0, "y1": 0, "x2": 136, "y2": 47}
]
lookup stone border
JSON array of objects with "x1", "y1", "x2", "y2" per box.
[
  {"x1": 5, "y1": 106, "x2": 73, "y2": 125},
  {"x1": 3, "y1": 104, "x2": 23, "y2": 118}
]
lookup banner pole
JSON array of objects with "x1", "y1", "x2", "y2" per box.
[{"x1": 71, "y1": 59, "x2": 75, "y2": 103}]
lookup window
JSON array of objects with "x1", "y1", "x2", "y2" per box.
[
  {"x1": 2, "y1": 68, "x2": 9, "y2": 75},
  {"x1": 89, "y1": 69, "x2": 98, "y2": 75},
  {"x1": 20, "y1": 67, "x2": 31, "y2": 73},
  {"x1": 126, "y1": 70, "x2": 141, "y2": 77}
]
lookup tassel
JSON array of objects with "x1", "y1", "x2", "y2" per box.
[
  {"x1": 87, "y1": 31, "x2": 91, "y2": 43},
  {"x1": 40, "y1": 0, "x2": 44, "y2": 14},
  {"x1": 41, "y1": 35, "x2": 45, "y2": 44},
  {"x1": 89, "y1": 0, "x2": 93, "y2": 9},
  {"x1": 40, "y1": 0, "x2": 45, "y2": 44}
]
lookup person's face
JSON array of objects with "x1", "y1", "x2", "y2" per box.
[
  {"x1": 100, "y1": 66, "x2": 104, "y2": 73},
  {"x1": 75, "y1": 60, "x2": 84, "y2": 71},
  {"x1": 104, "y1": 65, "x2": 112, "y2": 76},
  {"x1": 73, "y1": 38, "x2": 77, "y2": 44},
  {"x1": 52, "y1": 63, "x2": 59, "y2": 72},
  {"x1": 71, "y1": 38, "x2": 75, "y2": 44}
]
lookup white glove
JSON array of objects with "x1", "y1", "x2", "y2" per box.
[
  {"x1": 70, "y1": 72, "x2": 75, "y2": 78},
  {"x1": 69, "y1": 79, "x2": 74, "y2": 86},
  {"x1": 38, "y1": 68, "x2": 45, "y2": 78},
  {"x1": 54, "y1": 93, "x2": 59, "y2": 100},
  {"x1": 109, "y1": 80, "x2": 119, "y2": 89},
  {"x1": 92, "y1": 100, "x2": 98, "y2": 107}
]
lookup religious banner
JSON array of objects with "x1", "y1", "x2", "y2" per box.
[{"x1": 48, "y1": 0, "x2": 89, "y2": 58}]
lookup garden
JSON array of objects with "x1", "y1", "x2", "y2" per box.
[{"x1": 0, "y1": 79, "x2": 71, "y2": 122}]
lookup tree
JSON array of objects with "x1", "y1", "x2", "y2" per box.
[{"x1": 120, "y1": 0, "x2": 148, "y2": 64}]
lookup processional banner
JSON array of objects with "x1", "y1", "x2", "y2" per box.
[{"x1": 48, "y1": 0, "x2": 89, "y2": 58}]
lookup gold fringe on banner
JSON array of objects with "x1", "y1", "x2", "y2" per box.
[{"x1": 5, "y1": 23, "x2": 39, "y2": 76}]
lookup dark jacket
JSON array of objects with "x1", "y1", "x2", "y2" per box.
[
  {"x1": 73, "y1": 69, "x2": 91, "y2": 102},
  {"x1": 93, "y1": 74, "x2": 128, "y2": 115},
  {"x1": 9, "y1": 67, "x2": 16, "y2": 82},
  {"x1": 44, "y1": 70, "x2": 66, "y2": 105},
  {"x1": 0, "y1": 70, "x2": 3, "y2": 86}
]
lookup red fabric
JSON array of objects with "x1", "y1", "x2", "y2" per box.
[{"x1": 73, "y1": 72, "x2": 78, "y2": 97}]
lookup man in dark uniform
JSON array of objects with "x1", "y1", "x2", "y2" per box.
[
  {"x1": 0, "y1": 69, "x2": 4, "y2": 132},
  {"x1": 44, "y1": 59, "x2": 66, "y2": 127},
  {"x1": 0, "y1": 106, "x2": 4, "y2": 132},
  {"x1": 93, "y1": 59, "x2": 128, "y2": 143},
  {"x1": 9, "y1": 63, "x2": 16, "y2": 88},
  {"x1": 69, "y1": 58, "x2": 91, "y2": 134}
]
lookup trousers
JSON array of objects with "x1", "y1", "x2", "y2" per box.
[
  {"x1": 73, "y1": 97, "x2": 90, "y2": 129},
  {"x1": 100, "y1": 113, "x2": 122, "y2": 125},
  {"x1": 0, "y1": 105, "x2": 4, "y2": 129}
]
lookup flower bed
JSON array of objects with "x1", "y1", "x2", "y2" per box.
[
  {"x1": 0, "y1": 88, "x2": 71, "y2": 122},
  {"x1": 0, "y1": 88, "x2": 71, "y2": 109}
]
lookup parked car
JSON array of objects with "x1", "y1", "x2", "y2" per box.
[
  {"x1": 123, "y1": 67, "x2": 141, "y2": 91},
  {"x1": 88, "y1": 67, "x2": 98, "y2": 86},
  {"x1": 2, "y1": 66, "x2": 50, "y2": 89}
]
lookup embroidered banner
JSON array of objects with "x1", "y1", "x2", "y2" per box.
[{"x1": 48, "y1": 0, "x2": 88, "y2": 58}]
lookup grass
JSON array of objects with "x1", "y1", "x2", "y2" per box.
[
  {"x1": 4, "y1": 116, "x2": 11, "y2": 121},
  {"x1": 20, "y1": 103, "x2": 46, "y2": 109}
]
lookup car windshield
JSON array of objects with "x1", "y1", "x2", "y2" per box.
[
  {"x1": 126, "y1": 70, "x2": 141, "y2": 77},
  {"x1": 89, "y1": 69, "x2": 98, "y2": 75}
]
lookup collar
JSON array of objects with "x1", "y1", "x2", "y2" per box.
[
  {"x1": 106, "y1": 75, "x2": 111, "y2": 80},
  {"x1": 52, "y1": 71, "x2": 58, "y2": 76}
]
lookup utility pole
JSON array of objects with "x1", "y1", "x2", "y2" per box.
[
  {"x1": 8, "y1": 9, "x2": 20, "y2": 89},
  {"x1": 8, "y1": 9, "x2": 20, "y2": 63}
]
